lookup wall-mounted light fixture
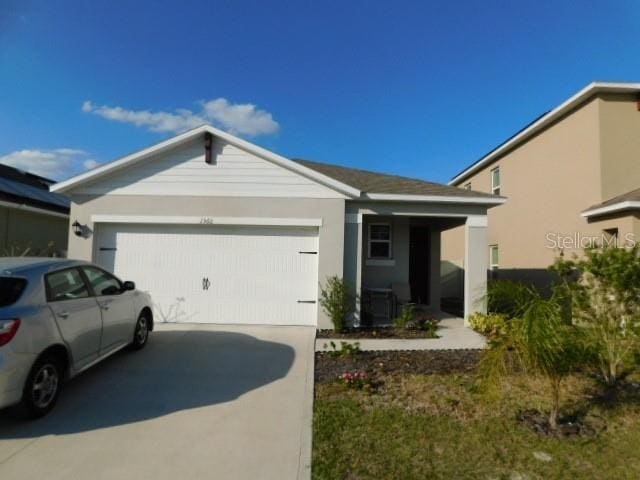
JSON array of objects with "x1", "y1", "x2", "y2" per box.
[{"x1": 72, "y1": 220, "x2": 84, "y2": 237}]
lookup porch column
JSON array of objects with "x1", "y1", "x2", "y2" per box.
[
  {"x1": 429, "y1": 228, "x2": 441, "y2": 309},
  {"x1": 344, "y1": 213, "x2": 363, "y2": 326},
  {"x1": 464, "y1": 215, "x2": 488, "y2": 325}
]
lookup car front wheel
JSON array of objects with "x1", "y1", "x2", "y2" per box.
[{"x1": 131, "y1": 312, "x2": 150, "y2": 350}]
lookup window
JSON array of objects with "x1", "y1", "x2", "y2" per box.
[
  {"x1": 491, "y1": 166, "x2": 501, "y2": 195},
  {"x1": 464, "y1": 182, "x2": 472, "y2": 190},
  {"x1": 0, "y1": 277, "x2": 27, "y2": 307},
  {"x1": 603, "y1": 228, "x2": 619, "y2": 247},
  {"x1": 46, "y1": 269, "x2": 90, "y2": 302},
  {"x1": 489, "y1": 245, "x2": 499, "y2": 270},
  {"x1": 368, "y1": 223, "x2": 392, "y2": 259},
  {"x1": 82, "y1": 267, "x2": 123, "y2": 296}
]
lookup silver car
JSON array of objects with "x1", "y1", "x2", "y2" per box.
[{"x1": 0, "y1": 258, "x2": 153, "y2": 418}]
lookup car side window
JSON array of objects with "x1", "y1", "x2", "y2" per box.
[
  {"x1": 82, "y1": 267, "x2": 123, "y2": 296},
  {"x1": 46, "y1": 269, "x2": 90, "y2": 302}
]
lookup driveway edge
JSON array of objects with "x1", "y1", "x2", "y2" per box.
[{"x1": 297, "y1": 328, "x2": 315, "y2": 480}]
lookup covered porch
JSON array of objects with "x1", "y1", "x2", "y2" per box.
[{"x1": 344, "y1": 201, "x2": 490, "y2": 327}]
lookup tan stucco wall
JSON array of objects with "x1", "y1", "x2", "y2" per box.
[
  {"x1": 598, "y1": 93, "x2": 640, "y2": 200},
  {"x1": 0, "y1": 206, "x2": 68, "y2": 255},
  {"x1": 443, "y1": 96, "x2": 606, "y2": 272},
  {"x1": 67, "y1": 195, "x2": 345, "y2": 329}
]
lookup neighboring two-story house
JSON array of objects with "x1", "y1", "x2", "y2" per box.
[{"x1": 441, "y1": 82, "x2": 640, "y2": 301}]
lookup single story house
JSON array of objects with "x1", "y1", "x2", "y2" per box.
[
  {"x1": 0, "y1": 163, "x2": 70, "y2": 256},
  {"x1": 51, "y1": 125, "x2": 504, "y2": 329}
]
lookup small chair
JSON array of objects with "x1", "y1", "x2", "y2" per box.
[{"x1": 391, "y1": 282, "x2": 413, "y2": 317}]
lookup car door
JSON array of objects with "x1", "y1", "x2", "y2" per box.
[
  {"x1": 81, "y1": 266, "x2": 135, "y2": 353},
  {"x1": 45, "y1": 267, "x2": 102, "y2": 370}
]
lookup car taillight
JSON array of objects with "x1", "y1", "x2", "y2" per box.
[{"x1": 0, "y1": 319, "x2": 20, "y2": 347}]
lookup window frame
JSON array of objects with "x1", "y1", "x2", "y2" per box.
[
  {"x1": 491, "y1": 166, "x2": 501, "y2": 195},
  {"x1": 489, "y1": 244, "x2": 499, "y2": 270},
  {"x1": 368, "y1": 223, "x2": 393, "y2": 260},
  {"x1": 81, "y1": 266, "x2": 124, "y2": 297},
  {"x1": 44, "y1": 267, "x2": 92, "y2": 303}
]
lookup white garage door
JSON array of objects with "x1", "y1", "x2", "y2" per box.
[{"x1": 94, "y1": 223, "x2": 319, "y2": 326}]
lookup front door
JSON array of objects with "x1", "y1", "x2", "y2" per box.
[
  {"x1": 45, "y1": 268, "x2": 102, "y2": 369},
  {"x1": 409, "y1": 226, "x2": 430, "y2": 304}
]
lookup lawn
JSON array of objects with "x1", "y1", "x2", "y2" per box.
[{"x1": 313, "y1": 363, "x2": 640, "y2": 479}]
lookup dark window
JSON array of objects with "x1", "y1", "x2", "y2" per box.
[
  {"x1": 82, "y1": 267, "x2": 123, "y2": 296},
  {"x1": 46, "y1": 269, "x2": 90, "y2": 302},
  {"x1": 368, "y1": 223, "x2": 392, "y2": 259},
  {"x1": 0, "y1": 277, "x2": 27, "y2": 307}
]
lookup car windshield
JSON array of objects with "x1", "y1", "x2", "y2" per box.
[{"x1": 0, "y1": 277, "x2": 28, "y2": 307}]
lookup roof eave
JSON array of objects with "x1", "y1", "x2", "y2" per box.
[
  {"x1": 449, "y1": 81, "x2": 640, "y2": 186},
  {"x1": 359, "y1": 192, "x2": 506, "y2": 206},
  {"x1": 581, "y1": 200, "x2": 640, "y2": 219}
]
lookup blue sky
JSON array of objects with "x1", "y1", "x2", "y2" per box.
[{"x1": 1, "y1": 0, "x2": 640, "y2": 183}]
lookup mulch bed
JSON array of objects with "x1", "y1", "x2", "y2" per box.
[
  {"x1": 315, "y1": 349, "x2": 481, "y2": 383},
  {"x1": 316, "y1": 328, "x2": 436, "y2": 339}
]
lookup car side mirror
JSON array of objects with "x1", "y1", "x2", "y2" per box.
[{"x1": 123, "y1": 281, "x2": 136, "y2": 291}]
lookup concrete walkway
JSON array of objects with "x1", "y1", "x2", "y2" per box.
[
  {"x1": 0, "y1": 324, "x2": 315, "y2": 480},
  {"x1": 316, "y1": 316, "x2": 486, "y2": 352}
]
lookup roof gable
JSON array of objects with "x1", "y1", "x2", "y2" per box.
[
  {"x1": 69, "y1": 136, "x2": 350, "y2": 199},
  {"x1": 52, "y1": 125, "x2": 360, "y2": 198}
]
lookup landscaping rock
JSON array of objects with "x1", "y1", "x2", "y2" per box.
[{"x1": 532, "y1": 451, "x2": 552, "y2": 462}]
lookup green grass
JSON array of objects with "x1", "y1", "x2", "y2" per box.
[{"x1": 313, "y1": 373, "x2": 640, "y2": 479}]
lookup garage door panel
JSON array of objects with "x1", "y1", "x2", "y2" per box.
[{"x1": 95, "y1": 223, "x2": 319, "y2": 326}]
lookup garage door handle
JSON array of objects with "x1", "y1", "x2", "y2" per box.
[{"x1": 297, "y1": 300, "x2": 316, "y2": 304}]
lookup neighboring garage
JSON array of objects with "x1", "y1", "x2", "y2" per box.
[{"x1": 93, "y1": 222, "x2": 320, "y2": 325}]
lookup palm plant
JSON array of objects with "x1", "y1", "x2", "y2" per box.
[{"x1": 479, "y1": 283, "x2": 583, "y2": 430}]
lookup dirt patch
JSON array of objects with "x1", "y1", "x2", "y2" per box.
[
  {"x1": 518, "y1": 409, "x2": 607, "y2": 438},
  {"x1": 315, "y1": 349, "x2": 481, "y2": 382},
  {"x1": 317, "y1": 328, "x2": 437, "y2": 339}
]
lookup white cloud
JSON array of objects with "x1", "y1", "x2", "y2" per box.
[
  {"x1": 0, "y1": 148, "x2": 97, "y2": 180},
  {"x1": 83, "y1": 159, "x2": 100, "y2": 170},
  {"x1": 82, "y1": 98, "x2": 280, "y2": 136}
]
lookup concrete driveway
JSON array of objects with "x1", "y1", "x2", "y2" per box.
[{"x1": 0, "y1": 324, "x2": 315, "y2": 480}]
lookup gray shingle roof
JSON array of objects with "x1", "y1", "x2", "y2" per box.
[
  {"x1": 293, "y1": 159, "x2": 498, "y2": 199},
  {"x1": 585, "y1": 187, "x2": 640, "y2": 211}
]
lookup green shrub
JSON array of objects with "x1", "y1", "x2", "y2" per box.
[
  {"x1": 393, "y1": 304, "x2": 415, "y2": 329},
  {"x1": 327, "y1": 341, "x2": 361, "y2": 358},
  {"x1": 416, "y1": 318, "x2": 439, "y2": 338},
  {"x1": 319, "y1": 277, "x2": 355, "y2": 333},
  {"x1": 554, "y1": 246, "x2": 640, "y2": 386},
  {"x1": 394, "y1": 306, "x2": 439, "y2": 338},
  {"x1": 468, "y1": 312, "x2": 508, "y2": 337}
]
